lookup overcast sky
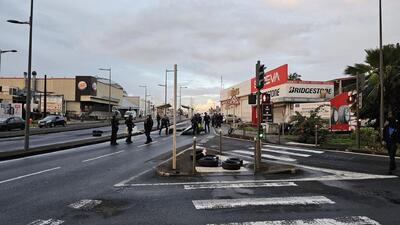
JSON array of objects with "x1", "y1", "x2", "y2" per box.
[{"x1": 1, "y1": 0, "x2": 399, "y2": 110}]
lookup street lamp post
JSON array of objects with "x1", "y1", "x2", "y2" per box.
[
  {"x1": 379, "y1": 0, "x2": 384, "y2": 143},
  {"x1": 179, "y1": 86, "x2": 188, "y2": 120},
  {"x1": 0, "y1": 49, "x2": 18, "y2": 74},
  {"x1": 99, "y1": 68, "x2": 112, "y2": 119},
  {"x1": 172, "y1": 64, "x2": 178, "y2": 170},
  {"x1": 7, "y1": 0, "x2": 34, "y2": 151},
  {"x1": 158, "y1": 69, "x2": 174, "y2": 116},
  {"x1": 139, "y1": 85, "x2": 148, "y2": 116}
]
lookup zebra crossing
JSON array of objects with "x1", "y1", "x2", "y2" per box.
[
  {"x1": 228, "y1": 144, "x2": 324, "y2": 163},
  {"x1": 186, "y1": 180, "x2": 382, "y2": 225}
]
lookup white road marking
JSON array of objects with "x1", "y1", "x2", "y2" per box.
[
  {"x1": 113, "y1": 148, "x2": 188, "y2": 187},
  {"x1": 192, "y1": 196, "x2": 335, "y2": 210},
  {"x1": 261, "y1": 148, "x2": 310, "y2": 157},
  {"x1": 68, "y1": 199, "x2": 102, "y2": 210},
  {"x1": 81, "y1": 150, "x2": 124, "y2": 162},
  {"x1": 262, "y1": 145, "x2": 324, "y2": 154},
  {"x1": 28, "y1": 219, "x2": 64, "y2": 225},
  {"x1": 208, "y1": 216, "x2": 381, "y2": 225},
  {"x1": 233, "y1": 150, "x2": 296, "y2": 162},
  {"x1": 184, "y1": 181, "x2": 297, "y2": 190},
  {"x1": 137, "y1": 141, "x2": 158, "y2": 148},
  {"x1": 0, "y1": 167, "x2": 61, "y2": 185}
]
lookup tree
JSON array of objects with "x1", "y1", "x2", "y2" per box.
[
  {"x1": 344, "y1": 43, "x2": 400, "y2": 127},
  {"x1": 288, "y1": 72, "x2": 302, "y2": 81}
]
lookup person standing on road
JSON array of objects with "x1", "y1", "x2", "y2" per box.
[
  {"x1": 383, "y1": 112, "x2": 399, "y2": 173},
  {"x1": 191, "y1": 115, "x2": 198, "y2": 135},
  {"x1": 125, "y1": 114, "x2": 135, "y2": 144},
  {"x1": 110, "y1": 113, "x2": 119, "y2": 146},
  {"x1": 156, "y1": 113, "x2": 161, "y2": 130},
  {"x1": 159, "y1": 115, "x2": 170, "y2": 135},
  {"x1": 204, "y1": 112, "x2": 211, "y2": 133},
  {"x1": 144, "y1": 115, "x2": 153, "y2": 144}
]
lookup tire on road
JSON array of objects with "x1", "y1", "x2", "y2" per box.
[
  {"x1": 226, "y1": 157, "x2": 243, "y2": 166},
  {"x1": 222, "y1": 159, "x2": 241, "y2": 170},
  {"x1": 198, "y1": 156, "x2": 219, "y2": 167}
]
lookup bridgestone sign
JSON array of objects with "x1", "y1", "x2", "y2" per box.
[{"x1": 288, "y1": 87, "x2": 332, "y2": 95}]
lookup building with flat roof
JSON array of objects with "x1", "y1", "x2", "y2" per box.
[{"x1": 0, "y1": 75, "x2": 124, "y2": 119}]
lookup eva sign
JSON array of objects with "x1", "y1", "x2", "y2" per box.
[{"x1": 251, "y1": 64, "x2": 288, "y2": 93}]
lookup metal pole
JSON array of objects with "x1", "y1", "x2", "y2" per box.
[
  {"x1": 278, "y1": 123, "x2": 281, "y2": 144},
  {"x1": 315, "y1": 124, "x2": 318, "y2": 147},
  {"x1": 144, "y1": 86, "x2": 147, "y2": 116},
  {"x1": 219, "y1": 129, "x2": 222, "y2": 154},
  {"x1": 255, "y1": 61, "x2": 261, "y2": 171},
  {"x1": 0, "y1": 52, "x2": 2, "y2": 74},
  {"x1": 43, "y1": 74, "x2": 47, "y2": 118},
  {"x1": 109, "y1": 68, "x2": 111, "y2": 119},
  {"x1": 379, "y1": 0, "x2": 384, "y2": 143},
  {"x1": 24, "y1": 0, "x2": 34, "y2": 151},
  {"x1": 172, "y1": 64, "x2": 177, "y2": 170},
  {"x1": 356, "y1": 73, "x2": 361, "y2": 150},
  {"x1": 165, "y1": 69, "x2": 167, "y2": 116},
  {"x1": 253, "y1": 137, "x2": 257, "y2": 173},
  {"x1": 192, "y1": 137, "x2": 196, "y2": 175}
]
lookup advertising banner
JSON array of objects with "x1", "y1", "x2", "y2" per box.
[
  {"x1": 41, "y1": 95, "x2": 63, "y2": 113},
  {"x1": 330, "y1": 92, "x2": 351, "y2": 131},
  {"x1": 75, "y1": 76, "x2": 98, "y2": 101},
  {"x1": 293, "y1": 102, "x2": 331, "y2": 120},
  {"x1": 0, "y1": 103, "x2": 23, "y2": 118},
  {"x1": 251, "y1": 64, "x2": 288, "y2": 93}
]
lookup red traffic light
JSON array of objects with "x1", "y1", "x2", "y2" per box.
[{"x1": 261, "y1": 93, "x2": 270, "y2": 104}]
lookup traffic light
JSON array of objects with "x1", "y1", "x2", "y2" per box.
[
  {"x1": 261, "y1": 93, "x2": 271, "y2": 104},
  {"x1": 256, "y1": 63, "x2": 265, "y2": 90}
]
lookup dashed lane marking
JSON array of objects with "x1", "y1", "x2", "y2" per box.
[
  {"x1": 27, "y1": 219, "x2": 64, "y2": 225},
  {"x1": 68, "y1": 199, "x2": 102, "y2": 210},
  {"x1": 0, "y1": 167, "x2": 61, "y2": 185},
  {"x1": 137, "y1": 141, "x2": 159, "y2": 148},
  {"x1": 184, "y1": 181, "x2": 297, "y2": 190},
  {"x1": 207, "y1": 216, "x2": 381, "y2": 225},
  {"x1": 192, "y1": 196, "x2": 335, "y2": 210},
  {"x1": 81, "y1": 150, "x2": 124, "y2": 162}
]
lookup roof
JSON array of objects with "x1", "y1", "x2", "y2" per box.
[
  {"x1": 156, "y1": 103, "x2": 172, "y2": 109},
  {"x1": 118, "y1": 98, "x2": 139, "y2": 109}
]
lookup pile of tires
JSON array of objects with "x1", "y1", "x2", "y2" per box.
[
  {"x1": 190, "y1": 150, "x2": 205, "y2": 161},
  {"x1": 222, "y1": 158, "x2": 243, "y2": 170},
  {"x1": 92, "y1": 130, "x2": 103, "y2": 137},
  {"x1": 197, "y1": 155, "x2": 219, "y2": 167}
]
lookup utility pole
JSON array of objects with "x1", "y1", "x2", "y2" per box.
[
  {"x1": 379, "y1": 0, "x2": 384, "y2": 143},
  {"x1": 43, "y1": 74, "x2": 47, "y2": 118},
  {"x1": 172, "y1": 64, "x2": 178, "y2": 170},
  {"x1": 99, "y1": 68, "x2": 112, "y2": 119},
  {"x1": 356, "y1": 74, "x2": 360, "y2": 150},
  {"x1": 255, "y1": 60, "x2": 265, "y2": 172}
]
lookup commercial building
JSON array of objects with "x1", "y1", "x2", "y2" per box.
[
  {"x1": 220, "y1": 64, "x2": 335, "y2": 125},
  {"x1": 0, "y1": 75, "x2": 124, "y2": 119}
]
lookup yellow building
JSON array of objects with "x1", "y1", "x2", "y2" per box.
[{"x1": 0, "y1": 75, "x2": 124, "y2": 119}]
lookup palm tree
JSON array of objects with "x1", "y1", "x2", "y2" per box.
[
  {"x1": 344, "y1": 43, "x2": 400, "y2": 127},
  {"x1": 288, "y1": 72, "x2": 302, "y2": 81}
]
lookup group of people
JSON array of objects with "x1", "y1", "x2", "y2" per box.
[
  {"x1": 156, "y1": 114, "x2": 170, "y2": 136},
  {"x1": 190, "y1": 112, "x2": 225, "y2": 134},
  {"x1": 211, "y1": 113, "x2": 224, "y2": 128}
]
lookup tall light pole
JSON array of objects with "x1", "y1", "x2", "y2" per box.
[
  {"x1": 379, "y1": 0, "x2": 384, "y2": 143},
  {"x1": 172, "y1": 64, "x2": 178, "y2": 170},
  {"x1": 0, "y1": 49, "x2": 17, "y2": 74},
  {"x1": 7, "y1": 0, "x2": 34, "y2": 151},
  {"x1": 139, "y1": 85, "x2": 148, "y2": 116},
  {"x1": 99, "y1": 68, "x2": 112, "y2": 119},
  {"x1": 179, "y1": 86, "x2": 188, "y2": 110},
  {"x1": 158, "y1": 69, "x2": 174, "y2": 116}
]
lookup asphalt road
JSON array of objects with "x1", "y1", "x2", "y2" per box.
[
  {"x1": 0, "y1": 119, "x2": 186, "y2": 152},
  {"x1": 0, "y1": 127, "x2": 399, "y2": 225}
]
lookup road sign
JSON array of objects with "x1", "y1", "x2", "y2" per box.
[{"x1": 262, "y1": 104, "x2": 273, "y2": 123}]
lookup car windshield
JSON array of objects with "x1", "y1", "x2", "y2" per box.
[{"x1": 43, "y1": 116, "x2": 56, "y2": 120}]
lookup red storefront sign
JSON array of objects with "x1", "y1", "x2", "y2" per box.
[
  {"x1": 330, "y1": 92, "x2": 351, "y2": 131},
  {"x1": 251, "y1": 64, "x2": 288, "y2": 93}
]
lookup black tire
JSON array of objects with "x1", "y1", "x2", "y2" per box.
[
  {"x1": 198, "y1": 156, "x2": 219, "y2": 167},
  {"x1": 222, "y1": 160, "x2": 241, "y2": 170},
  {"x1": 92, "y1": 130, "x2": 103, "y2": 137},
  {"x1": 226, "y1": 158, "x2": 243, "y2": 166}
]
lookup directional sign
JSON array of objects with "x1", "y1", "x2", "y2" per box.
[{"x1": 262, "y1": 104, "x2": 273, "y2": 123}]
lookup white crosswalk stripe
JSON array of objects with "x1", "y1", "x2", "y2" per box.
[
  {"x1": 184, "y1": 181, "x2": 297, "y2": 190},
  {"x1": 28, "y1": 219, "x2": 64, "y2": 225},
  {"x1": 207, "y1": 216, "x2": 381, "y2": 225},
  {"x1": 248, "y1": 147, "x2": 310, "y2": 157},
  {"x1": 233, "y1": 150, "x2": 297, "y2": 162},
  {"x1": 262, "y1": 144, "x2": 324, "y2": 154},
  {"x1": 192, "y1": 196, "x2": 335, "y2": 209}
]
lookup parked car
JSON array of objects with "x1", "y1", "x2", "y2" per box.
[
  {"x1": 224, "y1": 114, "x2": 241, "y2": 124},
  {"x1": 124, "y1": 110, "x2": 137, "y2": 119},
  {"x1": 0, "y1": 116, "x2": 25, "y2": 131},
  {"x1": 38, "y1": 115, "x2": 66, "y2": 128}
]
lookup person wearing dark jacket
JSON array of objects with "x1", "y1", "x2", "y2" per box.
[
  {"x1": 156, "y1": 113, "x2": 161, "y2": 130},
  {"x1": 191, "y1": 115, "x2": 198, "y2": 135},
  {"x1": 204, "y1": 113, "x2": 211, "y2": 133},
  {"x1": 144, "y1": 115, "x2": 153, "y2": 144},
  {"x1": 125, "y1": 115, "x2": 135, "y2": 144},
  {"x1": 110, "y1": 114, "x2": 119, "y2": 145},
  {"x1": 383, "y1": 113, "x2": 399, "y2": 173},
  {"x1": 159, "y1": 115, "x2": 170, "y2": 135}
]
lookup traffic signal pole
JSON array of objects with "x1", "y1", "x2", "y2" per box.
[{"x1": 255, "y1": 60, "x2": 263, "y2": 171}]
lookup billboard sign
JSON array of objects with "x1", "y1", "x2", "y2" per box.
[
  {"x1": 0, "y1": 103, "x2": 23, "y2": 118},
  {"x1": 251, "y1": 64, "x2": 288, "y2": 93},
  {"x1": 41, "y1": 95, "x2": 63, "y2": 113},
  {"x1": 75, "y1": 76, "x2": 97, "y2": 101}
]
